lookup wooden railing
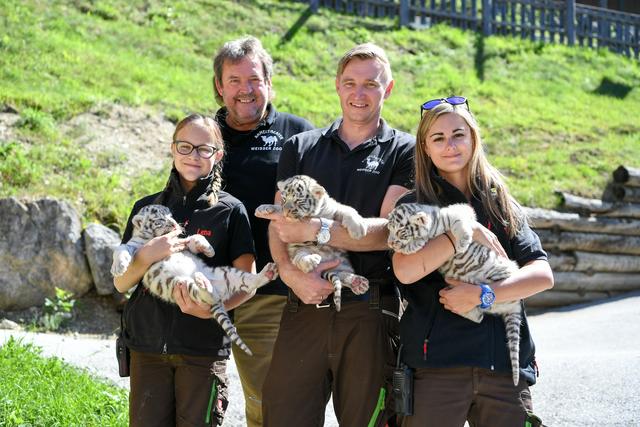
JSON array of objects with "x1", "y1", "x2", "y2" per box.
[{"x1": 304, "y1": 0, "x2": 640, "y2": 58}]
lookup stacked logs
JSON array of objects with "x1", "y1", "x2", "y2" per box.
[{"x1": 525, "y1": 165, "x2": 640, "y2": 308}]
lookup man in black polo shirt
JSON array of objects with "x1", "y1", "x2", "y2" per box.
[
  {"x1": 212, "y1": 36, "x2": 313, "y2": 427},
  {"x1": 258, "y1": 43, "x2": 415, "y2": 426}
]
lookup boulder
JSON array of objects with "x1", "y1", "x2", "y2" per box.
[
  {"x1": 0, "y1": 197, "x2": 92, "y2": 310},
  {"x1": 83, "y1": 223, "x2": 121, "y2": 296}
]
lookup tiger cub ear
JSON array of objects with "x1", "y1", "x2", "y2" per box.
[
  {"x1": 132, "y1": 213, "x2": 145, "y2": 230},
  {"x1": 310, "y1": 183, "x2": 326, "y2": 199},
  {"x1": 276, "y1": 180, "x2": 287, "y2": 192},
  {"x1": 409, "y1": 211, "x2": 429, "y2": 227}
]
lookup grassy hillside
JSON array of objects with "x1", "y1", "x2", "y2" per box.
[{"x1": 1, "y1": 0, "x2": 639, "y2": 230}]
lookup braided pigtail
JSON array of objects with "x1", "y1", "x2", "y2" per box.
[{"x1": 206, "y1": 161, "x2": 223, "y2": 206}]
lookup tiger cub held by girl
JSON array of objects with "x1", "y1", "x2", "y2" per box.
[
  {"x1": 387, "y1": 202, "x2": 523, "y2": 385},
  {"x1": 255, "y1": 175, "x2": 369, "y2": 311},
  {"x1": 111, "y1": 204, "x2": 278, "y2": 356}
]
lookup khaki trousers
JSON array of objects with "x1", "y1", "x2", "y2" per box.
[{"x1": 232, "y1": 294, "x2": 286, "y2": 427}]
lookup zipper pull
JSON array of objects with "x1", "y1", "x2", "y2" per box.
[
  {"x1": 423, "y1": 338, "x2": 428, "y2": 361},
  {"x1": 162, "y1": 343, "x2": 167, "y2": 354},
  {"x1": 183, "y1": 196, "x2": 186, "y2": 206}
]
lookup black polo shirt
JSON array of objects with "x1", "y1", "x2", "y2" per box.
[
  {"x1": 277, "y1": 118, "x2": 415, "y2": 283},
  {"x1": 218, "y1": 105, "x2": 314, "y2": 295},
  {"x1": 396, "y1": 179, "x2": 547, "y2": 384}
]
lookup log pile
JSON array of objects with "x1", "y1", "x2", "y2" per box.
[{"x1": 525, "y1": 165, "x2": 640, "y2": 308}]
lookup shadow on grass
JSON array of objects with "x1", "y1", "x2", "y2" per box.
[
  {"x1": 279, "y1": 6, "x2": 314, "y2": 46},
  {"x1": 474, "y1": 33, "x2": 486, "y2": 82},
  {"x1": 593, "y1": 77, "x2": 633, "y2": 99}
]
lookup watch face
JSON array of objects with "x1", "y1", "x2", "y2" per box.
[
  {"x1": 317, "y1": 230, "x2": 330, "y2": 244},
  {"x1": 481, "y1": 293, "x2": 494, "y2": 305}
]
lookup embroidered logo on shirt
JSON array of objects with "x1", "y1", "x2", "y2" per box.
[
  {"x1": 197, "y1": 228, "x2": 212, "y2": 237},
  {"x1": 357, "y1": 155, "x2": 384, "y2": 174},
  {"x1": 252, "y1": 130, "x2": 284, "y2": 151}
]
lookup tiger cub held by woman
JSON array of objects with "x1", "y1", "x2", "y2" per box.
[
  {"x1": 111, "y1": 204, "x2": 278, "y2": 356},
  {"x1": 387, "y1": 202, "x2": 523, "y2": 385},
  {"x1": 255, "y1": 175, "x2": 369, "y2": 311}
]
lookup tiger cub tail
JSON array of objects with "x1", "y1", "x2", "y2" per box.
[
  {"x1": 321, "y1": 270, "x2": 343, "y2": 311},
  {"x1": 209, "y1": 300, "x2": 253, "y2": 356},
  {"x1": 503, "y1": 311, "x2": 522, "y2": 385}
]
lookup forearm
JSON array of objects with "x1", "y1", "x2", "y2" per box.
[
  {"x1": 328, "y1": 217, "x2": 389, "y2": 251},
  {"x1": 392, "y1": 234, "x2": 456, "y2": 284},
  {"x1": 493, "y1": 259, "x2": 554, "y2": 303},
  {"x1": 113, "y1": 253, "x2": 153, "y2": 293}
]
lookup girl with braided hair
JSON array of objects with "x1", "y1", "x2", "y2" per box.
[{"x1": 114, "y1": 113, "x2": 258, "y2": 426}]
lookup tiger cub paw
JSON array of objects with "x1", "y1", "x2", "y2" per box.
[
  {"x1": 294, "y1": 254, "x2": 322, "y2": 273},
  {"x1": 260, "y1": 262, "x2": 279, "y2": 282},
  {"x1": 189, "y1": 235, "x2": 215, "y2": 257},
  {"x1": 343, "y1": 217, "x2": 367, "y2": 240},
  {"x1": 111, "y1": 252, "x2": 131, "y2": 277},
  {"x1": 255, "y1": 204, "x2": 281, "y2": 217},
  {"x1": 348, "y1": 275, "x2": 369, "y2": 295}
]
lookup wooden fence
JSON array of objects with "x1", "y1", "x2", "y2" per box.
[
  {"x1": 525, "y1": 165, "x2": 640, "y2": 308},
  {"x1": 304, "y1": 0, "x2": 640, "y2": 58}
]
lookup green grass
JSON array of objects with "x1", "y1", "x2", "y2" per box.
[
  {"x1": 1, "y1": 0, "x2": 639, "y2": 229},
  {"x1": 0, "y1": 337, "x2": 128, "y2": 426}
]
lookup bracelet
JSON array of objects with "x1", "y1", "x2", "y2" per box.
[{"x1": 443, "y1": 233, "x2": 456, "y2": 252}]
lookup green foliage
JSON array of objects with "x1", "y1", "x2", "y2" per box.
[
  {"x1": 39, "y1": 287, "x2": 77, "y2": 331},
  {"x1": 0, "y1": 0, "x2": 639, "y2": 230},
  {"x1": 0, "y1": 337, "x2": 128, "y2": 425}
]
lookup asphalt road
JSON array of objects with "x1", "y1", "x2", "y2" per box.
[{"x1": 2, "y1": 291, "x2": 639, "y2": 426}]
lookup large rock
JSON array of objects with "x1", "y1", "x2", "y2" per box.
[
  {"x1": 83, "y1": 223, "x2": 120, "y2": 296},
  {"x1": 0, "y1": 197, "x2": 92, "y2": 310}
]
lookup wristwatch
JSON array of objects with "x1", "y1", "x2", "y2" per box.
[
  {"x1": 316, "y1": 218, "x2": 331, "y2": 245},
  {"x1": 479, "y1": 284, "x2": 495, "y2": 309}
]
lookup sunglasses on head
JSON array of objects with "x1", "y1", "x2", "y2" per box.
[{"x1": 420, "y1": 96, "x2": 469, "y2": 116}]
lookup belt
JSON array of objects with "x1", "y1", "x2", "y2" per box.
[{"x1": 286, "y1": 279, "x2": 395, "y2": 312}]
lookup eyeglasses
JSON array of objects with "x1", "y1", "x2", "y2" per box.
[
  {"x1": 173, "y1": 140, "x2": 219, "y2": 159},
  {"x1": 420, "y1": 96, "x2": 469, "y2": 116}
]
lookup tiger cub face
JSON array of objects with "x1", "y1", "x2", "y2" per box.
[
  {"x1": 387, "y1": 203, "x2": 438, "y2": 254},
  {"x1": 131, "y1": 205, "x2": 181, "y2": 241},
  {"x1": 277, "y1": 175, "x2": 326, "y2": 220}
]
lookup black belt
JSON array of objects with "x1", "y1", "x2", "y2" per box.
[{"x1": 286, "y1": 279, "x2": 394, "y2": 312}]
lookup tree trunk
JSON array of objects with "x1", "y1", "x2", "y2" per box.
[
  {"x1": 548, "y1": 251, "x2": 640, "y2": 273},
  {"x1": 557, "y1": 192, "x2": 640, "y2": 219},
  {"x1": 613, "y1": 165, "x2": 640, "y2": 187},
  {"x1": 552, "y1": 272, "x2": 640, "y2": 292},
  {"x1": 537, "y1": 229, "x2": 640, "y2": 255},
  {"x1": 526, "y1": 207, "x2": 640, "y2": 236}
]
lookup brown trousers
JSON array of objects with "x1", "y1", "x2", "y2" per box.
[
  {"x1": 262, "y1": 297, "x2": 399, "y2": 427},
  {"x1": 400, "y1": 366, "x2": 534, "y2": 427},
  {"x1": 129, "y1": 351, "x2": 228, "y2": 427}
]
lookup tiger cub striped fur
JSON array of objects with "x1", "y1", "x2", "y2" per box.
[
  {"x1": 387, "y1": 202, "x2": 523, "y2": 385},
  {"x1": 255, "y1": 175, "x2": 369, "y2": 311},
  {"x1": 111, "y1": 204, "x2": 278, "y2": 356}
]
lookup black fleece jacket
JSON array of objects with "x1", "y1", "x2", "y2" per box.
[
  {"x1": 121, "y1": 168, "x2": 255, "y2": 358},
  {"x1": 397, "y1": 176, "x2": 547, "y2": 385}
]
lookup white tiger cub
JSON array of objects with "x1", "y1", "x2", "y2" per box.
[
  {"x1": 111, "y1": 204, "x2": 278, "y2": 356},
  {"x1": 255, "y1": 175, "x2": 369, "y2": 311},
  {"x1": 387, "y1": 202, "x2": 523, "y2": 385}
]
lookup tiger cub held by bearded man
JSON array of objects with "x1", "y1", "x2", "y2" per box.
[
  {"x1": 387, "y1": 202, "x2": 523, "y2": 386},
  {"x1": 111, "y1": 204, "x2": 278, "y2": 356},
  {"x1": 255, "y1": 175, "x2": 369, "y2": 311}
]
